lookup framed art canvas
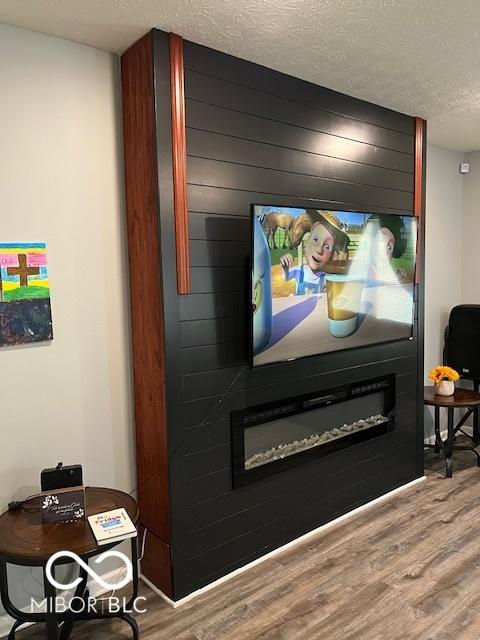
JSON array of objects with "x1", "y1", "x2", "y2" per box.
[{"x1": 0, "y1": 243, "x2": 53, "y2": 347}]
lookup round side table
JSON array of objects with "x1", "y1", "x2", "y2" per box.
[
  {"x1": 0, "y1": 487, "x2": 139, "y2": 639},
  {"x1": 424, "y1": 386, "x2": 480, "y2": 478}
]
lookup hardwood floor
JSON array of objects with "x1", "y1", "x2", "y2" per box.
[{"x1": 18, "y1": 447, "x2": 480, "y2": 639}]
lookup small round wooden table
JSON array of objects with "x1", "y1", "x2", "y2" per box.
[
  {"x1": 0, "y1": 487, "x2": 139, "y2": 639},
  {"x1": 424, "y1": 387, "x2": 480, "y2": 478}
]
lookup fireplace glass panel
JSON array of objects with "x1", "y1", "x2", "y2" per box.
[{"x1": 244, "y1": 391, "x2": 387, "y2": 470}]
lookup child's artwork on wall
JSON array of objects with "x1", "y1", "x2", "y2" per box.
[{"x1": 0, "y1": 243, "x2": 53, "y2": 347}]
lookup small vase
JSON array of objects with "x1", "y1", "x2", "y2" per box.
[{"x1": 435, "y1": 380, "x2": 455, "y2": 396}]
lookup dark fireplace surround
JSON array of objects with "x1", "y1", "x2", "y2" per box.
[
  {"x1": 232, "y1": 376, "x2": 395, "y2": 487},
  {"x1": 121, "y1": 29, "x2": 425, "y2": 600}
]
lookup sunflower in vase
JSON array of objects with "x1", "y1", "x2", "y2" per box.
[{"x1": 428, "y1": 365, "x2": 460, "y2": 396}]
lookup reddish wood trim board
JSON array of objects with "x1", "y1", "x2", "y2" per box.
[
  {"x1": 169, "y1": 33, "x2": 190, "y2": 294},
  {"x1": 121, "y1": 32, "x2": 173, "y2": 597},
  {"x1": 414, "y1": 117, "x2": 426, "y2": 284},
  {"x1": 414, "y1": 117, "x2": 425, "y2": 217}
]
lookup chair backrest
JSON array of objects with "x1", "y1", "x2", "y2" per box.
[{"x1": 444, "y1": 304, "x2": 480, "y2": 379}]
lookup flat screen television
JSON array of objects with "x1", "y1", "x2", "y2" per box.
[{"x1": 251, "y1": 205, "x2": 418, "y2": 367}]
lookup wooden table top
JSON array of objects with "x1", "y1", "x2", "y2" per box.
[
  {"x1": 0, "y1": 487, "x2": 138, "y2": 565},
  {"x1": 424, "y1": 386, "x2": 480, "y2": 408}
]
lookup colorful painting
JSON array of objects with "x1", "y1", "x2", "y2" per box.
[{"x1": 0, "y1": 243, "x2": 53, "y2": 347}]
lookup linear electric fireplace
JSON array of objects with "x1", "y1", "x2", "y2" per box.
[{"x1": 232, "y1": 376, "x2": 395, "y2": 487}]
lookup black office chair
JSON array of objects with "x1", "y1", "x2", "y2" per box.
[{"x1": 444, "y1": 304, "x2": 480, "y2": 441}]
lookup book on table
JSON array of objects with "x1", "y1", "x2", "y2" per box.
[{"x1": 88, "y1": 508, "x2": 137, "y2": 545}]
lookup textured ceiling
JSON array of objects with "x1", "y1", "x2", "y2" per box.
[{"x1": 1, "y1": 0, "x2": 480, "y2": 151}]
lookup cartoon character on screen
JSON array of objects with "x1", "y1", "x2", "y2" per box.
[
  {"x1": 252, "y1": 214, "x2": 273, "y2": 355},
  {"x1": 365, "y1": 214, "x2": 408, "y2": 283},
  {"x1": 280, "y1": 211, "x2": 349, "y2": 295}
]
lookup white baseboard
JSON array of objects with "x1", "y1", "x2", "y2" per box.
[
  {"x1": 424, "y1": 429, "x2": 447, "y2": 444},
  {"x1": 0, "y1": 567, "x2": 130, "y2": 638},
  {"x1": 424, "y1": 423, "x2": 473, "y2": 445},
  {"x1": 142, "y1": 475, "x2": 427, "y2": 608}
]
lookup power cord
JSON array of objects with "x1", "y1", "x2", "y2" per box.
[
  {"x1": 96, "y1": 528, "x2": 148, "y2": 602},
  {"x1": 8, "y1": 494, "x2": 42, "y2": 513},
  {"x1": 138, "y1": 527, "x2": 148, "y2": 562}
]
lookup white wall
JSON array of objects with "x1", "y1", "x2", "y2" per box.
[
  {"x1": 462, "y1": 150, "x2": 480, "y2": 303},
  {"x1": 424, "y1": 145, "x2": 464, "y2": 437},
  {"x1": 424, "y1": 144, "x2": 464, "y2": 379},
  {"x1": 0, "y1": 23, "x2": 134, "y2": 629}
]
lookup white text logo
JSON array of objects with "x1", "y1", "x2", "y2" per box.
[{"x1": 45, "y1": 550, "x2": 133, "y2": 591}]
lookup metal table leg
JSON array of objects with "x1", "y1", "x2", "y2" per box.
[
  {"x1": 446, "y1": 407, "x2": 454, "y2": 478},
  {"x1": 58, "y1": 563, "x2": 89, "y2": 640},
  {"x1": 8, "y1": 621, "x2": 26, "y2": 640},
  {"x1": 0, "y1": 561, "x2": 45, "y2": 638},
  {"x1": 473, "y1": 381, "x2": 480, "y2": 443},
  {"x1": 43, "y1": 565, "x2": 59, "y2": 639},
  {"x1": 434, "y1": 405, "x2": 441, "y2": 453},
  {"x1": 118, "y1": 612, "x2": 139, "y2": 639}
]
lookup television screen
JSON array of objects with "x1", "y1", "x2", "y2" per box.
[{"x1": 251, "y1": 205, "x2": 417, "y2": 367}]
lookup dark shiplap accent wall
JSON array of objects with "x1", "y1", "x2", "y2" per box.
[{"x1": 153, "y1": 32, "x2": 423, "y2": 599}]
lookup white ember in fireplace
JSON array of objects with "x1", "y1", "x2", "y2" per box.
[{"x1": 245, "y1": 414, "x2": 388, "y2": 470}]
